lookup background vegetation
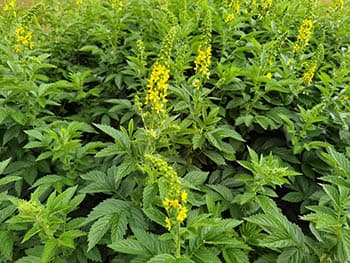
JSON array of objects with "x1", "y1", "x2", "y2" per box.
[{"x1": 0, "y1": 0, "x2": 350, "y2": 262}]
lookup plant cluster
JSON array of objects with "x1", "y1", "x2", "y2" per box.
[{"x1": 0, "y1": 0, "x2": 350, "y2": 262}]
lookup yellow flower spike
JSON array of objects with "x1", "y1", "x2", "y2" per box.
[
  {"x1": 169, "y1": 199, "x2": 180, "y2": 208},
  {"x1": 302, "y1": 64, "x2": 317, "y2": 85},
  {"x1": 181, "y1": 191, "x2": 188, "y2": 203},
  {"x1": 165, "y1": 217, "x2": 172, "y2": 231},
  {"x1": 15, "y1": 26, "x2": 34, "y2": 51},
  {"x1": 163, "y1": 198, "x2": 171, "y2": 210},
  {"x1": 145, "y1": 63, "x2": 170, "y2": 113},
  {"x1": 194, "y1": 45, "x2": 212, "y2": 80},
  {"x1": 294, "y1": 19, "x2": 313, "y2": 53},
  {"x1": 266, "y1": 72, "x2": 273, "y2": 80},
  {"x1": 176, "y1": 205, "x2": 187, "y2": 223},
  {"x1": 225, "y1": 13, "x2": 235, "y2": 23}
]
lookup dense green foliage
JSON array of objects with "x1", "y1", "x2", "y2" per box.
[{"x1": 1, "y1": 0, "x2": 350, "y2": 262}]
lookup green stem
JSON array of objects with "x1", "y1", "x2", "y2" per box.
[{"x1": 175, "y1": 222, "x2": 181, "y2": 258}]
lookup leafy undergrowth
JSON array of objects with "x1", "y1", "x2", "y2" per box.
[{"x1": 0, "y1": 0, "x2": 350, "y2": 262}]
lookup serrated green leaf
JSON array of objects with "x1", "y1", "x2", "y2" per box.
[
  {"x1": 111, "y1": 213, "x2": 128, "y2": 242},
  {"x1": 143, "y1": 207, "x2": 166, "y2": 227},
  {"x1": 143, "y1": 184, "x2": 158, "y2": 208},
  {"x1": 86, "y1": 198, "x2": 129, "y2": 223},
  {"x1": 85, "y1": 246, "x2": 102, "y2": 262},
  {"x1": 109, "y1": 239, "x2": 148, "y2": 255},
  {"x1": 94, "y1": 124, "x2": 130, "y2": 150},
  {"x1": 59, "y1": 230, "x2": 85, "y2": 249},
  {"x1": 31, "y1": 175, "x2": 64, "y2": 188},
  {"x1": 95, "y1": 144, "x2": 125, "y2": 157},
  {"x1": 193, "y1": 247, "x2": 220, "y2": 263},
  {"x1": 192, "y1": 133, "x2": 205, "y2": 150},
  {"x1": 88, "y1": 215, "x2": 112, "y2": 251},
  {"x1": 223, "y1": 249, "x2": 249, "y2": 263},
  {"x1": 184, "y1": 171, "x2": 209, "y2": 186}
]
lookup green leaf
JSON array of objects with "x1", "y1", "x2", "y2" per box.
[
  {"x1": 0, "y1": 205, "x2": 16, "y2": 222},
  {"x1": 0, "y1": 108, "x2": 7, "y2": 123},
  {"x1": 143, "y1": 184, "x2": 158, "y2": 208},
  {"x1": 108, "y1": 239, "x2": 148, "y2": 255},
  {"x1": 192, "y1": 133, "x2": 205, "y2": 150},
  {"x1": 85, "y1": 246, "x2": 102, "y2": 262},
  {"x1": 204, "y1": 150, "x2": 226, "y2": 165},
  {"x1": 8, "y1": 109, "x2": 26, "y2": 125},
  {"x1": 88, "y1": 215, "x2": 112, "y2": 251},
  {"x1": 111, "y1": 213, "x2": 128, "y2": 242},
  {"x1": 95, "y1": 144, "x2": 125, "y2": 157},
  {"x1": 0, "y1": 231, "x2": 14, "y2": 260},
  {"x1": 36, "y1": 151, "x2": 52, "y2": 161},
  {"x1": 80, "y1": 170, "x2": 115, "y2": 194},
  {"x1": 213, "y1": 126, "x2": 246, "y2": 142},
  {"x1": 94, "y1": 124, "x2": 130, "y2": 150},
  {"x1": 86, "y1": 198, "x2": 129, "y2": 223},
  {"x1": 147, "y1": 254, "x2": 176, "y2": 263},
  {"x1": 0, "y1": 175, "x2": 21, "y2": 186},
  {"x1": 22, "y1": 226, "x2": 41, "y2": 243},
  {"x1": 184, "y1": 170, "x2": 209, "y2": 186},
  {"x1": 41, "y1": 239, "x2": 57, "y2": 263},
  {"x1": 193, "y1": 247, "x2": 220, "y2": 263},
  {"x1": 24, "y1": 130, "x2": 44, "y2": 141},
  {"x1": 143, "y1": 207, "x2": 166, "y2": 227},
  {"x1": 59, "y1": 230, "x2": 85, "y2": 248},
  {"x1": 15, "y1": 256, "x2": 42, "y2": 263},
  {"x1": 117, "y1": 157, "x2": 138, "y2": 179},
  {"x1": 0, "y1": 158, "x2": 11, "y2": 174},
  {"x1": 282, "y1": 192, "x2": 304, "y2": 203},
  {"x1": 223, "y1": 249, "x2": 249, "y2": 263},
  {"x1": 31, "y1": 175, "x2": 65, "y2": 188}
]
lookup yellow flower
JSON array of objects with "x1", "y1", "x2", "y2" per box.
[
  {"x1": 15, "y1": 26, "x2": 34, "y2": 51},
  {"x1": 3, "y1": 0, "x2": 16, "y2": 11},
  {"x1": 194, "y1": 45, "x2": 212, "y2": 79},
  {"x1": 165, "y1": 216, "x2": 172, "y2": 230},
  {"x1": 266, "y1": 72, "x2": 273, "y2": 79},
  {"x1": 163, "y1": 198, "x2": 171, "y2": 210},
  {"x1": 181, "y1": 191, "x2": 188, "y2": 203},
  {"x1": 176, "y1": 205, "x2": 187, "y2": 223},
  {"x1": 145, "y1": 63, "x2": 170, "y2": 113},
  {"x1": 335, "y1": 0, "x2": 344, "y2": 8},
  {"x1": 14, "y1": 44, "x2": 20, "y2": 53},
  {"x1": 170, "y1": 199, "x2": 180, "y2": 208},
  {"x1": 302, "y1": 64, "x2": 317, "y2": 85},
  {"x1": 75, "y1": 0, "x2": 83, "y2": 5},
  {"x1": 228, "y1": 0, "x2": 240, "y2": 13},
  {"x1": 261, "y1": 0, "x2": 273, "y2": 9},
  {"x1": 112, "y1": 0, "x2": 124, "y2": 9},
  {"x1": 225, "y1": 13, "x2": 235, "y2": 23},
  {"x1": 294, "y1": 19, "x2": 313, "y2": 52}
]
